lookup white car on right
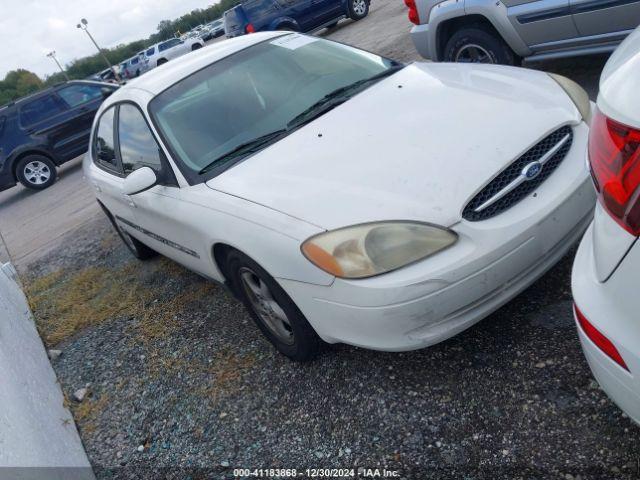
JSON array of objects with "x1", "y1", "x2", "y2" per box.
[
  {"x1": 572, "y1": 26, "x2": 640, "y2": 424},
  {"x1": 142, "y1": 37, "x2": 204, "y2": 71}
]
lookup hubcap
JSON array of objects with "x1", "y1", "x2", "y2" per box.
[
  {"x1": 352, "y1": 0, "x2": 367, "y2": 15},
  {"x1": 455, "y1": 44, "x2": 493, "y2": 63},
  {"x1": 23, "y1": 161, "x2": 51, "y2": 185},
  {"x1": 239, "y1": 267, "x2": 294, "y2": 345}
]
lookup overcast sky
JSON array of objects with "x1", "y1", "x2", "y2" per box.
[{"x1": 0, "y1": 0, "x2": 218, "y2": 79}]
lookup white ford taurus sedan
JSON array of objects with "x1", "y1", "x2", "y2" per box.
[
  {"x1": 85, "y1": 32, "x2": 595, "y2": 360},
  {"x1": 572, "y1": 27, "x2": 640, "y2": 424}
]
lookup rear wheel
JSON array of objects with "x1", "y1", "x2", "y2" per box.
[
  {"x1": 443, "y1": 27, "x2": 516, "y2": 65},
  {"x1": 191, "y1": 43, "x2": 202, "y2": 51},
  {"x1": 227, "y1": 250, "x2": 322, "y2": 361},
  {"x1": 157, "y1": 58, "x2": 168, "y2": 66},
  {"x1": 16, "y1": 155, "x2": 56, "y2": 190},
  {"x1": 348, "y1": 0, "x2": 369, "y2": 20}
]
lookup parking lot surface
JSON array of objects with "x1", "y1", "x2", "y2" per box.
[{"x1": 4, "y1": 2, "x2": 638, "y2": 479}]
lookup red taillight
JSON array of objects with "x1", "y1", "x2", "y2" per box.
[
  {"x1": 404, "y1": 0, "x2": 420, "y2": 24},
  {"x1": 574, "y1": 304, "x2": 629, "y2": 371},
  {"x1": 589, "y1": 108, "x2": 640, "y2": 236},
  {"x1": 245, "y1": 23, "x2": 255, "y2": 34}
]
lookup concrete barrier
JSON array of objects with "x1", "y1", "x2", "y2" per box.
[{"x1": 0, "y1": 263, "x2": 95, "y2": 480}]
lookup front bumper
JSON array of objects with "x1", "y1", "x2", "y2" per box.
[
  {"x1": 572, "y1": 223, "x2": 640, "y2": 424},
  {"x1": 280, "y1": 122, "x2": 595, "y2": 351}
]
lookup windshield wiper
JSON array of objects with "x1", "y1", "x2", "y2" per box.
[
  {"x1": 286, "y1": 66, "x2": 404, "y2": 130},
  {"x1": 198, "y1": 129, "x2": 288, "y2": 175}
]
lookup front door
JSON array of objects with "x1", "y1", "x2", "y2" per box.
[
  {"x1": 570, "y1": 0, "x2": 640, "y2": 37},
  {"x1": 56, "y1": 83, "x2": 108, "y2": 158},
  {"x1": 505, "y1": 0, "x2": 579, "y2": 46},
  {"x1": 114, "y1": 103, "x2": 210, "y2": 275}
]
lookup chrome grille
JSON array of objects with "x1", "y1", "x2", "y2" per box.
[{"x1": 462, "y1": 126, "x2": 573, "y2": 222}]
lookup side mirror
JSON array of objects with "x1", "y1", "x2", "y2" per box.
[{"x1": 123, "y1": 167, "x2": 157, "y2": 195}]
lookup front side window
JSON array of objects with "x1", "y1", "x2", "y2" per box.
[
  {"x1": 57, "y1": 84, "x2": 103, "y2": 108},
  {"x1": 146, "y1": 47, "x2": 155, "y2": 56},
  {"x1": 20, "y1": 95, "x2": 66, "y2": 126},
  {"x1": 118, "y1": 104, "x2": 163, "y2": 175},
  {"x1": 93, "y1": 107, "x2": 118, "y2": 171},
  {"x1": 150, "y1": 36, "x2": 401, "y2": 182}
]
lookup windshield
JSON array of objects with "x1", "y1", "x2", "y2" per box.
[{"x1": 149, "y1": 35, "x2": 401, "y2": 182}]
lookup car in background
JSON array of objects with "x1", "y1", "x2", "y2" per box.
[
  {"x1": 142, "y1": 37, "x2": 204, "y2": 70},
  {"x1": 85, "y1": 32, "x2": 594, "y2": 361},
  {"x1": 405, "y1": 0, "x2": 640, "y2": 64},
  {"x1": 572, "y1": 27, "x2": 640, "y2": 425},
  {"x1": 223, "y1": 0, "x2": 370, "y2": 38},
  {"x1": 201, "y1": 19, "x2": 225, "y2": 41},
  {"x1": 120, "y1": 54, "x2": 145, "y2": 79},
  {"x1": 87, "y1": 68, "x2": 120, "y2": 84},
  {"x1": 0, "y1": 81, "x2": 117, "y2": 191}
]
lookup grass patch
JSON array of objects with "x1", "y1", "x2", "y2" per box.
[
  {"x1": 26, "y1": 264, "x2": 152, "y2": 346},
  {"x1": 72, "y1": 393, "x2": 109, "y2": 434}
]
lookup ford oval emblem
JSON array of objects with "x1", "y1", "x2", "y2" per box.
[{"x1": 522, "y1": 161, "x2": 542, "y2": 180}]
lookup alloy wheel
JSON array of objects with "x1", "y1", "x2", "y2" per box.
[
  {"x1": 352, "y1": 0, "x2": 367, "y2": 16},
  {"x1": 239, "y1": 267, "x2": 295, "y2": 345},
  {"x1": 23, "y1": 161, "x2": 51, "y2": 186},
  {"x1": 455, "y1": 44, "x2": 493, "y2": 63}
]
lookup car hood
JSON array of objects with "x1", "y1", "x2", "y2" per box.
[{"x1": 206, "y1": 62, "x2": 580, "y2": 230}]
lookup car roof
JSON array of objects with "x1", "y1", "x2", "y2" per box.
[{"x1": 109, "y1": 32, "x2": 287, "y2": 99}]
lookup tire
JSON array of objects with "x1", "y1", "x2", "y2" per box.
[
  {"x1": 191, "y1": 43, "x2": 202, "y2": 51},
  {"x1": 276, "y1": 25, "x2": 296, "y2": 31},
  {"x1": 227, "y1": 250, "x2": 322, "y2": 361},
  {"x1": 16, "y1": 154, "x2": 56, "y2": 190},
  {"x1": 348, "y1": 0, "x2": 369, "y2": 20},
  {"x1": 99, "y1": 203, "x2": 157, "y2": 260},
  {"x1": 443, "y1": 27, "x2": 516, "y2": 65},
  {"x1": 157, "y1": 58, "x2": 168, "y2": 66}
]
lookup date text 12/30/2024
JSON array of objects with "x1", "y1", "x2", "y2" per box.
[{"x1": 233, "y1": 468, "x2": 401, "y2": 478}]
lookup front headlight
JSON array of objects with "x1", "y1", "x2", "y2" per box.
[
  {"x1": 301, "y1": 221, "x2": 457, "y2": 279},
  {"x1": 548, "y1": 73, "x2": 592, "y2": 124}
]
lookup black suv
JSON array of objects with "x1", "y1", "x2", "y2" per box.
[{"x1": 0, "y1": 80, "x2": 118, "y2": 191}]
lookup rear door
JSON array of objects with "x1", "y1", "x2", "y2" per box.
[
  {"x1": 56, "y1": 83, "x2": 109, "y2": 158},
  {"x1": 19, "y1": 93, "x2": 74, "y2": 160},
  {"x1": 88, "y1": 106, "x2": 137, "y2": 228},
  {"x1": 570, "y1": 0, "x2": 640, "y2": 37},
  {"x1": 505, "y1": 0, "x2": 579, "y2": 46}
]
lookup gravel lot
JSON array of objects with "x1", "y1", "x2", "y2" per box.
[{"x1": 12, "y1": 2, "x2": 640, "y2": 479}]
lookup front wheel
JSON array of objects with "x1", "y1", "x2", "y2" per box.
[
  {"x1": 348, "y1": 0, "x2": 369, "y2": 20},
  {"x1": 227, "y1": 251, "x2": 322, "y2": 361},
  {"x1": 443, "y1": 27, "x2": 516, "y2": 65},
  {"x1": 16, "y1": 155, "x2": 56, "y2": 190},
  {"x1": 192, "y1": 43, "x2": 202, "y2": 51}
]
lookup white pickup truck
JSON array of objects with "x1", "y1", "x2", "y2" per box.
[{"x1": 141, "y1": 37, "x2": 204, "y2": 72}]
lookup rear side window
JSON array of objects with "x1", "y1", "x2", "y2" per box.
[
  {"x1": 20, "y1": 95, "x2": 66, "y2": 126},
  {"x1": 130, "y1": 57, "x2": 139, "y2": 65},
  {"x1": 146, "y1": 47, "x2": 155, "y2": 56},
  {"x1": 57, "y1": 84, "x2": 103, "y2": 108},
  {"x1": 159, "y1": 39, "x2": 181, "y2": 51},
  {"x1": 118, "y1": 104, "x2": 163, "y2": 175},
  {"x1": 93, "y1": 107, "x2": 119, "y2": 171}
]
